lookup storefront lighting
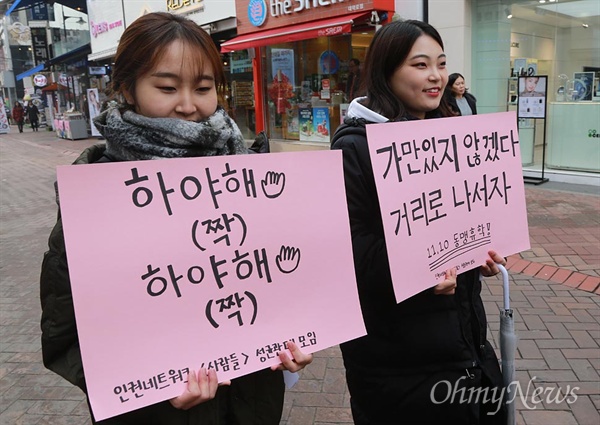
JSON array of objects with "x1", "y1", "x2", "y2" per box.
[
  {"x1": 539, "y1": 0, "x2": 546, "y2": 3},
  {"x1": 505, "y1": 8, "x2": 512, "y2": 19}
]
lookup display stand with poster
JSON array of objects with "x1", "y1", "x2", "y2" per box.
[
  {"x1": 0, "y1": 96, "x2": 9, "y2": 134},
  {"x1": 517, "y1": 75, "x2": 549, "y2": 185},
  {"x1": 87, "y1": 88, "x2": 102, "y2": 137}
]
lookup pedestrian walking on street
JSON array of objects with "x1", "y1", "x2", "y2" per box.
[
  {"x1": 12, "y1": 101, "x2": 24, "y2": 133},
  {"x1": 445, "y1": 72, "x2": 478, "y2": 116},
  {"x1": 40, "y1": 12, "x2": 312, "y2": 425},
  {"x1": 27, "y1": 102, "x2": 40, "y2": 131},
  {"x1": 331, "y1": 20, "x2": 507, "y2": 425}
]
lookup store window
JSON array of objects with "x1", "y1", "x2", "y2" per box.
[
  {"x1": 261, "y1": 32, "x2": 372, "y2": 143},
  {"x1": 227, "y1": 49, "x2": 255, "y2": 139},
  {"x1": 472, "y1": 0, "x2": 599, "y2": 174}
]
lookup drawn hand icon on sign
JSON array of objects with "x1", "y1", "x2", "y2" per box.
[{"x1": 276, "y1": 245, "x2": 301, "y2": 274}]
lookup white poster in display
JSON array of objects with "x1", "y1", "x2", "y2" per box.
[
  {"x1": 518, "y1": 76, "x2": 547, "y2": 119},
  {"x1": 271, "y1": 49, "x2": 295, "y2": 88},
  {"x1": 87, "y1": 88, "x2": 102, "y2": 137}
]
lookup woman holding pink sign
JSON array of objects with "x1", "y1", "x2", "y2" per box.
[
  {"x1": 331, "y1": 20, "x2": 507, "y2": 424},
  {"x1": 40, "y1": 12, "x2": 311, "y2": 425}
]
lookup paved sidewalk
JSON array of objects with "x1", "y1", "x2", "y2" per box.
[{"x1": 1, "y1": 128, "x2": 598, "y2": 424}]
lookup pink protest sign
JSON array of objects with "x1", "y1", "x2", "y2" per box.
[
  {"x1": 366, "y1": 111, "x2": 530, "y2": 304},
  {"x1": 57, "y1": 150, "x2": 366, "y2": 421}
]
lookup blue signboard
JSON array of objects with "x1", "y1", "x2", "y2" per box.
[{"x1": 248, "y1": 0, "x2": 267, "y2": 27}]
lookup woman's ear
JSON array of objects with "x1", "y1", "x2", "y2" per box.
[{"x1": 122, "y1": 89, "x2": 135, "y2": 106}]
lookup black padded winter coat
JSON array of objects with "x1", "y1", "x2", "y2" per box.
[{"x1": 331, "y1": 117, "x2": 505, "y2": 424}]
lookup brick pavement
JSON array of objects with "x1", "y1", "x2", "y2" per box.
[{"x1": 1, "y1": 127, "x2": 599, "y2": 424}]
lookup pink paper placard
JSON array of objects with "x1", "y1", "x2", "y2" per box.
[
  {"x1": 366, "y1": 111, "x2": 530, "y2": 303},
  {"x1": 57, "y1": 150, "x2": 366, "y2": 420}
]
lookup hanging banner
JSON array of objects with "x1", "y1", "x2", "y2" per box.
[
  {"x1": 57, "y1": 150, "x2": 366, "y2": 420},
  {"x1": 366, "y1": 112, "x2": 530, "y2": 303},
  {"x1": 30, "y1": 28, "x2": 49, "y2": 66}
]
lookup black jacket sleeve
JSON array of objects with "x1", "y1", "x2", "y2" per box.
[
  {"x1": 40, "y1": 144, "x2": 107, "y2": 392},
  {"x1": 331, "y1": 131, "x2": 403, "y2": 328},
  {"x1": 40, "y1": 209, "x2": 87, "y2": 391}
]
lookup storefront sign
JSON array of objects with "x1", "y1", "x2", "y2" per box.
[
  {"x1": 7, "y1": 21, "x2": 31, "y2": 46},
  {"x1": 167, "y1": 0, "x2": 204, "y2": 14},
  {"x1": 319, "y1": 50, "x2": 339, "y2": 74},
  {"x1": 30, "y1": 28, "x2": 49, "y2": 66},
  {"x1": 30, "y1": 2, "x2": 49, "y2": 21},
  {"x1": 237, "y1": 0, "x2": 392, "y2": 34},
  {"x1": 89, "y1": 66, "x2": 107, "y2": 75},
  {"x1": 91, "y1": 19, "x2": 123, "y2": 38},
  {"x1": 56, "y1": 151, "x2": 366, "y2": 420},
  {"x1": 231, "y1": 57, "x2": 253, "y2": 74},
  {"x1": 33, "y1": 74, "x2": 47, "y2": 87},
  {"x1": 268, "y1": 0, "x2": 351, "y2": 18},
  {"x1": 88, "y1": 0, "x2": 126, "y2": 62},
  {"x1": 248, "y1": 0, "x2": 268, "y2": 26}
]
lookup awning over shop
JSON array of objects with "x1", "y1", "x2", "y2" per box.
[
  {"x1": 221, "y1": 12, "x2": 370, "y2": 53},
  {"x1": 88, "y1": 47, "x2": 117, "y2": 63},
  {"x1": 16, "y1": 64, "x2": 45, "y2": 81},
  {"x1": 46, "y1": 43, "x2": 91, "y2": 66},
  {"x1": 41, "y1": 82, "x2": 68, "y2": 92}
]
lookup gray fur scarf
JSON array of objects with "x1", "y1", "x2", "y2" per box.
[{"x1": 93, "y1": 103, "x2": 247, "y2": 161}]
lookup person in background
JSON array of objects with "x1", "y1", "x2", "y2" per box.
[
  {"x1": 12, "y1": 101, "x2": 25, "y2": 133},
  {"x1": 346, "y1": 58, "x2": 363, "y2": 101},
  {"x1": 27, "y1": 101, "x2": 40, "y2": 131},
  {"x1": 445, "y1": 72, "x2": 477, "y2": 116},
  {"x1": 40, "y1": 12, "x2": 311, "y2": 425},
  {"x1": 331, "y1": 19, "x2": 506, "y2": 425}
]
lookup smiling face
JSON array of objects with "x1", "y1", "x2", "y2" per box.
[
  {"x1": 451, "y1": 76, "x2": 466, "y2": 97},
  {"x1": 123, "y1": 40, "x2": 218, "y2": 122},
  {"x1": 388, "y1": 35, "x2": 448, "y2": 119}
]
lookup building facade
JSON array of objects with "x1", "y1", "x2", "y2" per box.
[{"x1": 2, "y1": 0, "x2": 597, "y2": 182}]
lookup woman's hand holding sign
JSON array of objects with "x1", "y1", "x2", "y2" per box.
[
  {"x1": 480, "y1": 250, "x2": 507, "y2": 277},
  {"x1": 433, "y1": 267, "x2": 457, "y2": 295},
  {"x1": 270, "y1": 340, "x2": 314, "y2": 373},
  {"x1": 433, "y1": 250, "x2": 506, "y2": 297},
  {"x1": 169, "y1": 368, "x2": 229, "y2": 410}
]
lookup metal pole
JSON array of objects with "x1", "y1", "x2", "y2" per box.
[{"x1": 62, "y1": 4, "x2": 67, "y2": 41}]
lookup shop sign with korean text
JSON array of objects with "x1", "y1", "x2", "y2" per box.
[
  {"x1": 366, "y1": 112, "x2": 530, "y2": 303},
  {"x1": 57, "y1": 150, "x2": 366, "y2": 420}
]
